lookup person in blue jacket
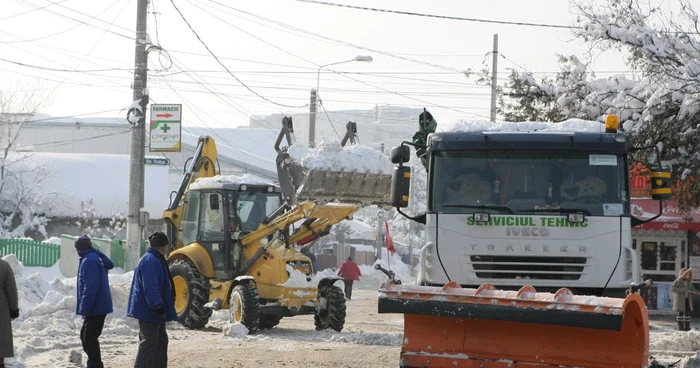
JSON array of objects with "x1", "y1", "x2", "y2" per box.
[
  {"x1": 127, "y1": 231, "x2": 177, "y2": 368},
  {"x1": 75, "y1": 235, "x2": 114, "y2": 368}
]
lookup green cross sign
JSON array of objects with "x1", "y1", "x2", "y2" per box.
[{"x1": 161, "y1": 124, "x2": 171, "y2": 133}]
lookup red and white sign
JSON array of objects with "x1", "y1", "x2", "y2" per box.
[{"x1": 632, "y1": 198, "x2": 700, "y2": 232}]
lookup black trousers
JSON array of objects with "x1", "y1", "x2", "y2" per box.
[
  {"x1": 134, "y1": 320, "x2": 168, "y2": 368},
  {"x1": 343, "y1": 279, "x2": 354, "y2": 299},
  {"x1": 80, "y1": 315, "x2": 106, "y2": 368}
]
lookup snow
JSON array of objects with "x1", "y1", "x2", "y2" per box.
[
  {"x1": 287, "y1": 139, "x2": 392, "y2": 175},
  {"x1": 314, "y1": 252, "x2": 415, "y2": 290},
  {"x1": 223, "y1": 323, "x2": 249, "y2": 338},
  {"x1": 192, "y1": 173, "x2": 276, "y2": 188},
  {"x1": 282, "y1": 264, "x2": 314, "y2": 288},
  {"x1": 439, "y1": 118, "x2": 605, "y2": 134},
  {"x1": 4, "y1": 151, "x2": 169, "y2": 218}
]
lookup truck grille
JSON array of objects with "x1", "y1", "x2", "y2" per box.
[{"x1": 469, "y1": 255, "x2": 586, "y2": 280}]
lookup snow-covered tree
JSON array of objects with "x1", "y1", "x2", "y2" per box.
[
  {"x1": 484, "y1": 0, "x2": 700, "y2": 210},
  {"x1": 0, "y1": 81, "x2": 56, "y2": 238},
  {"x1": 76, "y1": 198, "x2": 99, "y2": 237},
  {"x1": 104, "y1": 211, "x2": 126, "y2": 240}
]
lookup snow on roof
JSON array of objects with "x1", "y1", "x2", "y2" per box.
[
  {"x1": 344, "y1": 219, "x2": 375, "y2": 240},
  {"x1": 180, "y1": 128, "x2": 280, "y2": 178},
  {"x1": 8, "y1": 152, "x2": 169, "y2": 218},
  {"x1": 287, "y1": 139, "x2": 392, "y2": 175},
  {"x1": 438, "y1": 118, "x2": 606, "y2": 134},
  {"x1": 191, "y1": 173, "x2": 277, "y2": 190}
]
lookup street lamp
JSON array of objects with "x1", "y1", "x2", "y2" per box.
[{"x1": 309, "y1": 55, "x2": 373, "y2": 147}]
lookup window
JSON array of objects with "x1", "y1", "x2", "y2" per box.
[
  {"x1": 431, "y1": 151, "x2": 628, "y2": 216},
  {"x1": 199, "y1": 192, "x2": 224, "y2": 241},
  {"x1": 180, "y1": 191, "x2": 200, "y2": 246},
  {"x1": 233, "y1": 191, "x2": 281, "y2": 233}
]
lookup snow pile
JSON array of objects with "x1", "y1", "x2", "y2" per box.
[
  {"x1": 283, "y1": 264, "x2": 314, "y2": 287},
  {"x1": 329, "y1": 331, "x2": 402, "y2": 346},
  {"x1": 439, "y1": 118, "x2": 604, "y2": 134},
  {"x1": 4, "y1": 254, "x2": 140, "y2": 365},
  {"x1": 650, "y1": 330, "x2": 700, "y2": 352},
  {"x1": 223, "y1": 323, "x2": 249, "y2": 338},
  {"x1": 287, "y1": 140, "x2": 392, "y2": 175},
  {"x1": 314, "y1": 253, "x2": 415, "y2": 290},
  {"x1": 193, "y1": 173, "x2": 275, "y2": 187}
]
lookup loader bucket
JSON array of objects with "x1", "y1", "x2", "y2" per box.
[
  {"x1": 378, "y1": 282, "x2": 649, "y2": 368},
  {"x1": 276, "y1": 150, "x2": 392, "y2": 207}
]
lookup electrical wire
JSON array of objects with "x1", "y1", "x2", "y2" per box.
[
  {"x1": 0, "y1": 0, "x2": 68, "y2": 21},
  {"x1": 168, "y1": 0, "x2": 307, "y2": 109},
  {"x1": 292, "y1": 0, "x2": 577, "y2": 29}
]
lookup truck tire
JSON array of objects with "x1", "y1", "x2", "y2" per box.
[
  {"x1": 170, "y1": 259, "x2": 213, "y2": 329},
  {"x1": 314, "y1": 285, "x2": 346, "y2": 332},
  {"x1": 258, "y1": 314, "x2": 282, "y2": 330},
  {"x1": 230, "y1": 284, "x2": 261, "y2": 334}
]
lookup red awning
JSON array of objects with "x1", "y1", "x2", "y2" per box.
[{"x1": 631, "y1": 199, "x2": 700, "y2": 232}]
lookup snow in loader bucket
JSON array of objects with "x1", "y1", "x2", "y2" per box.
[
  {"x1": 378, "y1": 281, "x2": 650, "y2": 368},
  {"x1": 278, "y1": 141, "x2": 393, "y2": 206}
]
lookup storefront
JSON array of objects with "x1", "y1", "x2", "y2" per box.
[{"x1": 631, "y1": 198, "x2": 700, "y2": 314}]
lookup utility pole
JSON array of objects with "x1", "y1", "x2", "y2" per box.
[
  {"x1": 309, "y1": 89, "x2": 317, "y2": 148},
  {"x1": 125, "y1": 0, "x2": 150, "y2": 272},
  {"x1": 490, "y1": 34, "x2": 499, "y2": 123}
]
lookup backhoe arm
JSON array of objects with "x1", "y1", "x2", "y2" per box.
[{"x1": 163, "y1": 136, "x2": 220, "y2": 248}]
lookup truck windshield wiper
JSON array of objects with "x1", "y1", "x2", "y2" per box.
[
  {"x1": 442, "y1": 204, "x2": 515, "y2": 214},
  {"x1": 517, "y1": 207, "x2": 592, "y2": 216}
]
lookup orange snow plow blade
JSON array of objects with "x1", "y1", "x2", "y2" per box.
[{"x1": 378, "y1": 282, "x2": 649, "y2": 368}]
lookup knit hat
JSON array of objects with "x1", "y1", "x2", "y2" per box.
[
  {"x1": 148, "y1": 231, "x2": 170, "y2": 248},
  {"x1": 74, "y1": 235, "x2": 93, "y2": 251}
]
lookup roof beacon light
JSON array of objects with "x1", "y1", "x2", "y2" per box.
[{"x1": 605, "y1": 114, "x2": 619, "y2": 133}]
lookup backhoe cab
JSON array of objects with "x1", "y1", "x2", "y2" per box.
[{"x1": 163, "y1": 117, "x2": 392, "y2": 334}]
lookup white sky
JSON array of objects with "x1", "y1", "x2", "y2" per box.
[{"x1": 0, "y1": 0, "x2": 632, "y2": 130}]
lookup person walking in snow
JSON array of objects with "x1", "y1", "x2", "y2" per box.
[
  {"x1": 75, "y1": 235, "x2": 114, "y2": 368},
  {"x1": 0, "y1": 257, "x2": 19, "y2": 368},
  {"x1": 127, "y1": 231, "x2": 177, "y2": 368},
  {"x1": 672, "y1": 267, "x2": 700, "y2": 331},
  {"x1": 337, "y1": 257, "x2": 361, "y2": 300}
]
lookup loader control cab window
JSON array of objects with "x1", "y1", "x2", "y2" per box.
[
  {"x1": 199, "y1": 192, "x2": 226, "y2": 268},
  {"x1": 432, "y1": 151, "x2": 629, "y2": 217},
  {"x1": 235, "y1": 191, "x2": 281, "y2": 233}
]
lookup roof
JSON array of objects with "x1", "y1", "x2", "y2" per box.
[
  {"x1": 429, "y1": 131, "x2": 628, "y2": 153},
  {"x1": 189, "y1": 174, "x2": 279, "y2": 191},
  {"x1": 632, "y1": 199, "x2": 700, "y2": 232},
  {"x1": 5, "y1": 152, "x2": 169, "y2": 218},
  {"x1": 180, "y1": 128, "x2": 280, "y2": 180}
]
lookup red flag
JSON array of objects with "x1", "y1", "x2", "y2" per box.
[{"x1": 384, "y1": 221, "x2": 396, "y2": 256}]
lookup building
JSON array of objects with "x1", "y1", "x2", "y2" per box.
[{"x1": 247, "y1": 105, "x2": 422, "y2": 152}]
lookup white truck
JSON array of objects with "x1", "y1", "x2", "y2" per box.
[{"x1": 390, "y1": 115, "x2": 671, "y2": 297}]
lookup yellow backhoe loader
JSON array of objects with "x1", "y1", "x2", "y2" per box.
[{"x1": 162, "y1": 117, "x2": 391, "y2": 333}]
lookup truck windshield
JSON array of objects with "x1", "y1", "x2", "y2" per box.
[{"x1": 432, "y1": 151, "x2": 629, "y2": 216}]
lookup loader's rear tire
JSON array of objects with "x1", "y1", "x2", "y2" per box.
[
  {"x1": 230, "y1": 284, "x2": 261, "y2": 334},
  {"x1": 169, "y1": 259, "x2": 213, "y2": 330},
  {"x1": 258, "y1": 314, "x2": 282, "y2": 330},
  {"x1": 314, "y1": 285, "x2": 346, "y2": 332}
]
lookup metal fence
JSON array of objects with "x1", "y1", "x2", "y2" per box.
[{"x1": 0, "y1": 239, "x2": 61, "y2": 267}]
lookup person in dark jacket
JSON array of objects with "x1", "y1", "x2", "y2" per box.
[
  {"x1": 127, "y1": 232, "x2": 177, "y2": 368},
  {"x1": 75, "y1": 235, "x2": 114, "y2": 368},
  {"x1": 1, "y1": 258, "x2": 19, "y2": 368}
]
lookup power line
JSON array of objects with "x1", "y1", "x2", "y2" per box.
[
  {"x1": 0, "y1": 57, "x2": 130, "y2": 74},
  {"x1": 293, "y1": 0, "x2": 577, "y2": 29},
  {"x1": 168, "y1": 0, "x2": 307, "y2": 109},
  {"x1": 0, "y1": 0, "x2": 69, "y2": 21}
]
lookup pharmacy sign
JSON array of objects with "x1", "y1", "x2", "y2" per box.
[{"x1": 150, "y1": 104, "x2": 182, "y2": 152}]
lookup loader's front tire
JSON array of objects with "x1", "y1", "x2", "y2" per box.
[
  {"x1": 230, "y1": 284, "x2": 261, "y2": 334},
  {"x1": 314, "y1": 285, "x2": 346, "y2": 332},
  {"x1": 169, "y1": 259, "x2": 213, "y2": 330},
  {"x1": 258, "y1": 314, "x2": 282, "y2": 330}
]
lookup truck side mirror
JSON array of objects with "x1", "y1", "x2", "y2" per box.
[
  {"x1": 391, "y1": 146, "x2": 411, "y2": 164},
  {"x1": 391, "y1": 166, "x2": 411, "y2": 208},
  {"x1": 650, "y1": 167, "x2": 672, "y2": 201}
]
